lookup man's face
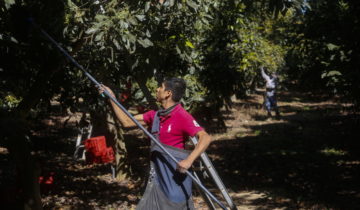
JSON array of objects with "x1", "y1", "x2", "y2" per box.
[{"x1": 156, "y1": 83, "x2": 171, "y2": 102}]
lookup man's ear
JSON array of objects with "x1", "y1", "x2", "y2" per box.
[{"x1": 166, "y1": 90, "x2": 172, "y2": 99}]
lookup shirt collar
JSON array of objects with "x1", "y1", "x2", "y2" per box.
[{"x1": 159, "y1": 104, "x2": 181, "y2": 120}]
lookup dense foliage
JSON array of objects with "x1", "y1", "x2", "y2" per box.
[
  {"x1": 285, "y1": 0, "x2": 360, "y2": 107},
  {"x1": 2, "y1": 0, "x2": 359, "y2": 208},
  {"x1": 1, "y1": 0, "x2": 301, "y2": 115}
]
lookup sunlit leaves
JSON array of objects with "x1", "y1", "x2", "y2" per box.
[
  {"x1": 321, "y1": 70, "x2": 342, "y2": 79},
  {"x1": 285, "y1": 0, "x2": 360, "y2": 104},
  {"x1": 186, "y1": 0, "x2": 199, "y2": 11},
  {"x1": 327, "y1": 43, "x2": 339, "y2": 51},
  {"x1": 185, "y1": 40, "x2": 195, "y2": 49},
  {"x1": 4, "y1": 0, "x2": 15, "y2": 9},
  {"x1": 0, "y1": 94, "x2": 22, "y2": 109},
  {"x1": 144, "y1": 2, "x2": 150, "y2": 12},
  {"x1": 112, "y1": 39, "x2": 120, "y2": 50},
  {"x1": 137, "y1": 38, "x2": 153, "y2": 48},
  {"x1": 85, "y1": 27, "x2": 98, "y2": 34}
]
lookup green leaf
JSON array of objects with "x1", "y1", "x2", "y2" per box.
[
  {"x1": 177, "y1": 2, "x2": 183, "y2": 9},
  {"x1": 131, "y1": 59, "x2": 139, "y2": 70},
  {"x1": 95, "y1": 14, "x2": 107, "y2": 21},
  {"x1": 94, "y1": 32, "x2": 104, "y2": 41},
  {"x1": 138, "y1": 38, "x2": 153, "y2": 48},
  {"x1": 327, "y1": 70, "x2": 342, "y2": 76},
  {"x1": 5, "y1": 0, "x2": 15, "y2": 9},
  {"x1": 85, "y1": 27, "x2": 98, "y2": 34},
  {"x1": 127, "y1": 33, "x2": 137, "y2": 44},
  {"x1": 326, "y1": 43, "x2": 339, "y2": 51},
  {"x1": 145, "y1": 2, "x2": 151, "y2": 12},
  {"x1": 113, "y1": 39, "x2": 121, "y2": 50},
  {"x1": 146, "y1": 30, "x2": 151, "y2": 38},
  {"x1": 135, "y1": 15, "x2": 146, "y2": 21},
  {"x1": 186, "y1": 0, "x2": 199, "y2": 10},
  {"x1": 321, "y1": 70, "x2": 342, "y2": 78},
  {"x1": 119, "y1": 20, "x2": 129, "y2": 29},
  {"x1": 175, "y1": 45, "x2": 181, "y2": 54},
  {"x1": 189, "y1": 66, "x2": 195, "y2": 74},
  {"x1": 128, "y1": 17, "x2": 138, "y2": 25},
  {"x1": 185, "y1": 40, "x2": 195, "y2": 48}
]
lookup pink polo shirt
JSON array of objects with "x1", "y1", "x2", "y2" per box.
[{"x1": 143, "y1": 104, "x2": 203, "y2": 149}]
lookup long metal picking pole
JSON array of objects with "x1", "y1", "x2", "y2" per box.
[{"x1": 31, "y1": 20, "x2": 228, "y2": 210}]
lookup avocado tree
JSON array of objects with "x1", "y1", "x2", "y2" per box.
[
  {"x1": 284, "y1": 0, "x2": 360, "y2": 108},
  {"x1": 0, "y1": 0, "x2": 307, "y2": 208}
]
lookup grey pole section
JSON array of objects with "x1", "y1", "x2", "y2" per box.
[
  {"x1": 190, "y1": 137, "x2": 238, "y2": 210},
  {"x1": 30, "y1": 20, "x2": 228, "y2": 210},
  {"x1": 193, "y1": 171, "x2": 217, "y2": 210}
]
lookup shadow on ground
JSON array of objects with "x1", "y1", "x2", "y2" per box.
[
  {"x1": 203, "y1": 92, "x2": 360, "y2": 209},
  {"x1": 1, "y1": 91, "x2": 359, "y2": 209}
]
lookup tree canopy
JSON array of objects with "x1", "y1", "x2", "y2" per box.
[{"x1": 1, "y1": 0, "x2": 359, "y2": 209}]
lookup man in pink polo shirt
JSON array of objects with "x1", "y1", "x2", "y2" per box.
[
  {"x1": 142, "y1": 102, "x2": 203, "y2": 149},
  {"x1": 100, "y1": 77, "x2": 212, "y2": 209}
]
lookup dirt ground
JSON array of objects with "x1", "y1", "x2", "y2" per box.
[{"x1": 1, "y1": 89, "x2": 359, "y2": 209}]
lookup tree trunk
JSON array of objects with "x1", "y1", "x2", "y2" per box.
[
  {"x1": 1, "y1": 116, "x2": 42, "y2": 210},
  {"x1": 107, "y1": 113, "x2": 132, "y2": 180},
  {"x1": 10, "y1": 57, "x2": 59, "y2": 210},
  {"x1": 12, "y1": 142, "x2": 42, "y2": 210},
  {"x1": 135, "y1": 76, "x2": 158, "y2": 110},
  {"x1": 90, "y1": 111, "x2": 132, "y2": 181},
  {"x1": 9, "y1": 37, "x2": 86, "y2": 209}
]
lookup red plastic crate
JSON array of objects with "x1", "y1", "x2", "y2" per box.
[
  {"x1": 84, "y1": 136, "x2": 107, "y2": 155},
  {"x1": 84, "y1": 136, "x2": 114, "y2": 164},
  {"x1": 39, "y1": 172, "x2": 55, "y2": 193},
  {"x1": 101, "y1": 147, "x2": 115, "y2": 163}
]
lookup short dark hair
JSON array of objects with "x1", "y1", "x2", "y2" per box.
[{"x1": 163, "y1": 77, "x2": 186, "y2": 102}]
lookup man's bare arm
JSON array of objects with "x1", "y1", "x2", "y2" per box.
[
  {"x1": 261, "y1": 67, "x2": 270, "y2": 82},
  {"x1": 177, "y1": 130, "x2": 212, "y2": 173},
  {"x1": 99, "y1": 85, "x2": 145, "y2": 128}
]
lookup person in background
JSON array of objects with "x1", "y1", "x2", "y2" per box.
[
  {"x1": 261, "y1": 67, "x2": 280, "y2": 118},
  {"x1": 99, "y1": 77, "x2": 212, "y2": 210}
]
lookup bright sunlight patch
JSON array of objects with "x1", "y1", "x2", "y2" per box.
[{"x1": 320, "y1": 147, "x2": 347, "y2": 156}]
